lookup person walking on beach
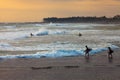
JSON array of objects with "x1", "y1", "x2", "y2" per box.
[
  {"x1": 84, "y1": 45, "x2": 92, "y2": 57},
  {"x1": 108, "y1": 47, "x2": 113, "y2": 58}
]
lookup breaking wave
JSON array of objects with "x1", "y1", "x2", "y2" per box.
[
  {"x1": 34, "y1": 28, "x2": 68, "y2": 36},
  {"x1": 34, "y1": 23, "x2": 116, "y2": 28},
  {"x1": 0, "y1": 45, "x2": 119, "y2": 59},
  {"x1": 35, "y1": 30, "x2": 67, "y2": 36}
]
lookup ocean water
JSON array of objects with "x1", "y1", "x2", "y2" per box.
[{"x1": 0, "y1": 23, "x2": 119, "y2": 59}]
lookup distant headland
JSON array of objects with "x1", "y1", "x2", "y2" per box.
[
  {"x1": 43, "y1": 15, "x2": 120, "y2": 23},
  {"x1": 0, "y1": 15, "x2": 120, "y2": 24}
]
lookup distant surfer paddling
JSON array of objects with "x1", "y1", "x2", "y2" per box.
[
  {"x1": 30, "y1": 33, "x2": 33, "y2": 37},
  {"x1": 78, "y1": 32, "x2": 82, "y2": 36},
  {"x1": 84, "y1": 45, "x2": 92, "y2": 57}
]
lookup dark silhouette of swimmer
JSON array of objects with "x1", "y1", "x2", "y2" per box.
[
  {"x1": 30, "y1": 33, "x2": 33, "y2": 37},
  {"x1": 79, "y1": 33, "x2": 82, "y2": 36},
  {"x1": 108, "y1": 47, "x2": 113, "y2": 58},
  {"x1": 84, "y1": 45, "x2": 92, "y2": 57}
]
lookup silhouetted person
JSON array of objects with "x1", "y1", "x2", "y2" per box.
[
  {"x1": 108, "y1": 47, "x2": 113, "y2": 58},
  {"x1": 84, "y1": 45, "x2": 92, "y2": 57},
  {"x1": 78, "y1": 33, "x2": 82, "y2": 36},
  {"x1": 30, "y1": 33, "x2": 33, "y2": 37}
]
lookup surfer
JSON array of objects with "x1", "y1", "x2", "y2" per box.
[
  {"x1": 78, "y1": 32, "x2": 82, "y2": 36},
  {"x1": 30, "y1": 33, "x2": 34, "y2": 37},
  {"x1": 84, "y1": 45, "x2": 92, "y2": 57},
  {"x1": 108, "y1": 47, "x2": 113, "y2": 58}
]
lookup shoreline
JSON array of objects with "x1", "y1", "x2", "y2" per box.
[
  {"x1": 0, "y1": 44, "x2": 119, "y2": 59},
  {"x1": 0, "y1": 48, "x2": 119, "y2": 80}
]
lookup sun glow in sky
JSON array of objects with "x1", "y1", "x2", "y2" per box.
[{"x1": 0, "y1": 0, "x2": 120, "y2": 22}]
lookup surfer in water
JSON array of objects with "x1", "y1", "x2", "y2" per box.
[
  {"x1": 30, "y1": 33, "x2": 34, "y2": 37},
  {"x1": 78, "y1": 32, "x2": 82, "y2": 36},
  {"x1": 108, "y1": 47, "x2": 113, "y2": 58},
  {"x1": 84, "y1": 45, "x2": 92, "y2": 57}
]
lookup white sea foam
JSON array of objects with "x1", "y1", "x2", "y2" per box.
[
  {"x1": 0, "y1": 41, "x2": 118, "y2": 51},
  {"x1": 0, "y1": 23, "x2": 120, "y2": 59},
  {"x1": 4, "y1": 26, "x2": 16, "y2": 29},
  {"x1": 41, "y1": 23, "x2": 117, "y2": 28},
  {"x1": 48, "y1": 23, "x2": 68, "y2": 26},
  {"x1": 35, "y1": 24, "x2": 43, "y2": 27},
  {"x1": 0, "y1": 27, "x2": 68, "y2": 40},
  {"x1": 0, "y1": 42, "x2": 11, "y2": 47},
  {"x1": 34, "y1": 28, "x2": 68, "y2": 36},
  {"x1": 0, "y1": 44, "x2": 119, "y2": 59},
  {"x1": 0, "y1": 23, "x2": 119, "y2": 40},
  {"x1": 35, "y1": 30, "x2": 67, "y2": 36},
  {"x1": 0, "y1": 31, "x2": 29, "y2": 40},
  {"x1": 0, "y1": 40, "x2": 112, "y2": 51},
  {"x1": 1, "y1": 29, "x2": 118, "y2": 40}
]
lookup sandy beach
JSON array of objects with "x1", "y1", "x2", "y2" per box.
[
  {"x1": 0, "y1": 0, "x2": 120, "y2": 79},
  {"x1": 0, "y1": 48, "x2": 120, "y2": 80}
]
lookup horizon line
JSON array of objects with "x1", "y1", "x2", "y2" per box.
[{"x1": 0, "y1": 15, "x2": 119, "y2": 23}]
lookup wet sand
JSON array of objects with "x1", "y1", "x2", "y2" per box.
[{"x1": 0, "y1": 48, "x2": 120, "y2": 80}]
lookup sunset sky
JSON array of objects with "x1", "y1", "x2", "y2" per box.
[{"x1": 0, "y1": 0, "x2": 120, "y2": 22}]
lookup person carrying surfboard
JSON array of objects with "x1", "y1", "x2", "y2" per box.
[{"x1": 84, "y1": 45, "x2": 92, "y2": 57}]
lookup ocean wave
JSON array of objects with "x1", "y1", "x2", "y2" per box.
[
  {"x1": 0, "y1": 30, "x2": 32, "y2": 40},
  {"x1": 0, "y1": 41, "x2": 118, "y2": 51},
  {"x1": 34, "y1": 23, "x2": 68, "y2": 27},
  {"x1": 0, "y1": 45, "x2": 119, "y2": 59},
  {"x1": 4, "y1": 26, "x2": 16, "y2": 29},
  {"x1": 34, "y1": 28, "x2": 68, "y2": 36},
  {"x1": 0, "y1": 43, "x2": 11, "y2": 48},
  {"x1": 34, "y1": 23, "x2": 117, "y2": 28},
  {"x1": 0, "y1": 25, "x2": 119, "y2": 40}
]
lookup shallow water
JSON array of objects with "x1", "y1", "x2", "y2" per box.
[{"x1": 0, "y1": 23, "x2": 120, "y2": 59}]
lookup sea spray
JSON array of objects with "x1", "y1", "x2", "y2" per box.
[{"x1": 34, "y1": 28, "x2": 68, "y2": 36}]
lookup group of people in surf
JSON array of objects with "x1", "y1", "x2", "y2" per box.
[
  {"x1": 30, "y1": 32, "x2": 114, "y2": 59},
  {"x1": 84, "y1": 45, "x2": 113, "y2": 58}
]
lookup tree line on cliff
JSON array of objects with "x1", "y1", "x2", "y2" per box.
[{"x1": 43, "y1": 15, "x2": 120, "y2": 23}]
